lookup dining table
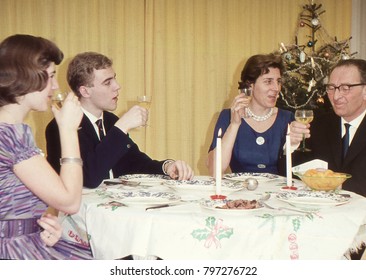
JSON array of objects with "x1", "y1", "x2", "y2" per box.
[{"x1": 60, "y1": 173, "x2": 366, "y2": 260}]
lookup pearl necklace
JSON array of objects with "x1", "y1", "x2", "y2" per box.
[{"x1": 246, "y1": 107, "x2": 274, "y2": 122}]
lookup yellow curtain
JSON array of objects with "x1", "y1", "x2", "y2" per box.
[{"x1": 0, "y1": 0, "x2": 351, "y2": 176}]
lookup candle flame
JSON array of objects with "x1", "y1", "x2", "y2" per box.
[
  {"x1": 287, "y1": 124, "x2": 291, "y2": 135},
  {"x1": 218, "y1": 128, "x2": 222, "y2": 137}
]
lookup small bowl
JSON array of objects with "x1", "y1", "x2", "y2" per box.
[{"x1": 294, "y1": 169, "x2": 351, "y2": 191}]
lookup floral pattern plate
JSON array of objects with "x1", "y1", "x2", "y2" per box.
[
  {"x1": 119, "y1": 174, "x2": 171, "y2": 186},
  {"x1": 164, "y1": 178, "x2": 245, "y2": 193},
  {"x1": 223, "y1": 172, "x2": 280, "y2": 182},
  {"x1": 103, "y1": 189, "x2": 181, "y2": 207},
  {"x1": 200, "y1": 198, "x2": 263, "y2": 214},
  {"x1": 276, "y1": 190, "x2": 351, "y2": 208}
]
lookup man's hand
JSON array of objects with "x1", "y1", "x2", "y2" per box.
[
  {"x1": 290, "y1": 120, "x2": 311, "y2": 146},
  {"x1": 115, "y1": 105, "x2": 149, "y2": 133},
  {"x1": 165, "y1": 160, "x2": 194, "y2": 180}
]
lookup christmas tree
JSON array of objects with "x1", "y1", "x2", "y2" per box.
[{"x1": 275, "y1": 0, "x2": 356, "y2": 112}]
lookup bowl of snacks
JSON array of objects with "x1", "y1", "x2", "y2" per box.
[{"x1": 294, "y1": 169, "x2": 351, "y2": 191}]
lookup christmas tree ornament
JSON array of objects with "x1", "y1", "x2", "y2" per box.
[
  {"x1": 317, "y1": 96, "x2": 324, "y2": 104},
  {"x1": 299, "y1": 51, "x2": 306, "y2": 63},
  {"x1": 285, "y1": 53, "x2": 292, "y2": 60},
  {"x1": 311, "y1": 18, "x2": 319, "y2": 26},
  {"x1": 307, "y1": 41, "x2": 314, "y2": 47},
  {"x1": 300, "y1": 21, "x2": 305, "y2": 27}
]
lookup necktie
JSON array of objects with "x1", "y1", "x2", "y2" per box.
[
  {"x1": 342, "y1": 123, "x2": 351, "y2": 159},
  {"x1": 95, "y1": 119, "x2": 105, "y2": 141}
]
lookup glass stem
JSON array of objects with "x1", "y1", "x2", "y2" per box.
[{"x1": 302, "y1": 134, "x2": 306, "y2": 150}]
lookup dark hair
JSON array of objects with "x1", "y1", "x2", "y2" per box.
[
  {"x1": 0, "y1": 34, "x2": 63, "y2": 106},
  {"x1": 67, "y1": 52, "x2": 113, "y2": 98},
  {"x1": 330, "y1": 59, "x2": 366, "y2": 84},
  {"x1": 239, "y1": 53, "x2": 284, "y2": 89}
]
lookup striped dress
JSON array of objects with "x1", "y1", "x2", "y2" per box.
[{"x1": 0, "y1": 123, "x2": 93, "y2": 259}]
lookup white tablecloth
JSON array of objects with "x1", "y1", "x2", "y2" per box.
[{"x1": 61, "y1": 176, "x2": 366, "y2": 260}]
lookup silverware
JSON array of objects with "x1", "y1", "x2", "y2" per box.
[
  {"x1": 260, "y1": 201, "x2": 315, "y2": 215},
  {"x1": 145, "y1": 204, "x2": 170, "y2": 211}
]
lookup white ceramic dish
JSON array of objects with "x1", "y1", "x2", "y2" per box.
[
  {"x1": 276, "y1": 190, "x2": 350, "y2": 209},
  {"x1": 119, "y1": 174, "x2": 170, "y2": 186},
  {"x1": 104, "y1": 190, "x2": 180, "y2": 207},
  {"x1": 223, "y1": 172, "x2": 280, "y2": 182},
  {"x1": 200, "y1": 198, "x2": 263, "y2": 214},
  {"x1": 164, "y1": 179, "x2": 245, "y2": 194}
]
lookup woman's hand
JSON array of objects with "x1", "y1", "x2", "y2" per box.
[
  {"x1": 230, "y1": 94, "x2": 251, "y2": 125},
  {"x1": 38, "y1": 214, "x2": 62, "y2": 247},
  {"x1": 52, "y1": 92, "x2": 83, "y2": 132}
]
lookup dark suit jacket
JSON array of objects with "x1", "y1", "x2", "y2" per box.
[
  {"x1": 279, "y1": 111, "x2": 366, "y2": 197},
  {"x1": 45, "y1": 111, "x2": 165, "y2": 188}
]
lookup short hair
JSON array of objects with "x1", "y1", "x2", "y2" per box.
[
  {"x1": 0, "y1": 34, "x2": 63, "y2": 106},
  {"x1": 330, "y1": 59, "x2": 366, "y2": 84},
  {"x1": 239, "y1": 53, "x2": 284, "y2": 89},
  {"x1": 67, "y1": 52, "x2": 113, "y2": 98}
]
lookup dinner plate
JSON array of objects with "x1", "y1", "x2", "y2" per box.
[
  {"x1": 200, "y1": 198, "x2": 263, "y2": 214},
  {"x1": 163, "y1": 179, "x2": 245, "y2": 193},
  {"x1": 119, "y1": 174, "x2": 170, "y2": 186},
  {"x1": 104, "y1": 190, "x2": 181, "y2": 207},
  {"x1": 223, "y1": 172, "x2": 280, "y2": 182},
  {"x1": 276, "y1": 190, "x2": 351, "y2": 209}
]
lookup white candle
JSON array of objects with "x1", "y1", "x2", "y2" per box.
[
  {"x1": 280, "y1": 42, "x2": 287, "y2": 52},
  {"x1": 311, "y1": 57, "x2": 315, "y2": 68},
  {"x1": 215, "y1": 128, "x2": 222, "y2": 195},
  {"x1": 286, "y1": 125, "x2": 292, "y2": 187}
]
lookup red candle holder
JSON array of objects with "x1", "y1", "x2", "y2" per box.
[{"x1": 210, "y1": 194, "x2": 227, "y2": 200}]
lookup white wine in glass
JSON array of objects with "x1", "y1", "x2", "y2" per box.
[
  {"x1": 52, "y1": 92, "x2": 67, "y2": 109},
  {"x1": 295, "y1": 109, "x2": 314, "y2": 152},
  {"x1": 137, "y1": 95, "x2": 151, "y2": 110},
  {"x1": 238, "y1": 87, "x2": 252, "y2": 118}
]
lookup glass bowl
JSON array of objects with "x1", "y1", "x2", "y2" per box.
[{"x1": 294, "y1": 169, "x2": 351, "y2": 191}]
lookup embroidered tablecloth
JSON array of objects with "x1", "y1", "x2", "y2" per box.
[{"x1": 60, "y1": 176, "x2": 366, "y2": 260}]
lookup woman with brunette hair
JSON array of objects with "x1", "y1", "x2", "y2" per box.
[
  {"x1": 0, "y1": 34, "x2": 92, "y2": 259},
  {"x1": 207, "y1": 53, "x2": 294, "y2": 176}
]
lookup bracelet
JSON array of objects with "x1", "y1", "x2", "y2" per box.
[
  {"x1": 59, "y1": 157, "x2": 83, "y2": 166},
  {"x1": 162, "y1": 159, "x2": 175, "y2": 175}
]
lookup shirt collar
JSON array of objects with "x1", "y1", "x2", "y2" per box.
[
  {"x1": 341, "y1": 109, "x2": 366, "y2": 129},
  {"x1": 81, "y1": 107, "x2": 104, "y2": 124}
]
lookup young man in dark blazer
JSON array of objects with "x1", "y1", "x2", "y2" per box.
[
  {"x1": 282, "y1": 59, "x2": 366, "y2": 197},
  {"x1": 46, "y1": 52, "x2": 194, "y2": 188}
]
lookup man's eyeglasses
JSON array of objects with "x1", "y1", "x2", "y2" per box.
[{"x1": 325, "y1": 83, "x2": 366, "y2": 94}]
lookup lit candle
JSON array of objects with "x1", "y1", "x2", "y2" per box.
[
  {"x1": 286, "y1": 125, "x2": 292, "y2": 187},
  {"x1": 215, "y1": 128, "x2": 222, "y2": 195}
]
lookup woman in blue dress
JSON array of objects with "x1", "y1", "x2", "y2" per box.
[
  {"x1": 0, "y1": 34, "x2": 92, "y2": 259},
  {"x1": 208, "y1": 54, "x2": 294, "y2": 176}
]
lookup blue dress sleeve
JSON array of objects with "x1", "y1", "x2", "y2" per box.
[{"x1": 208, "y1": 109, "x2": 231, "y2": 152}]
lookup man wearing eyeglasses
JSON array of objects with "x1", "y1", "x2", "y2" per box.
[{"x1": 285, "y1": 58, "x2": 366, "y2": 198}]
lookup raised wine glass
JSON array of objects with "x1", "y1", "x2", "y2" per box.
[
  {"x1": 295, "y1": 109, "x2": 314, "y2": 152},
  {"x1": 238, "y1": 87, "x2": 252, "y2": 118},
  {"x1": 51, "y1": 91, "x2": 67, "y2": 109}
]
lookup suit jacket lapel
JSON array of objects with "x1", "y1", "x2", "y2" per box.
[
  {"x1": 78, "y1": 115, "x2": 100, "y2": 142},
  {"x1": 343, "y1": 114, "x2": 366, "y2": 167}
]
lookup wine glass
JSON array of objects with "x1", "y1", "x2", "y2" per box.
[
  {"x1": 295, "y1": 109, "x2": 314, "y2": 152},
  {"x1": 137, "y1": 95, "x2": 151, "y2": 110},
  {"x1": 52, "y1": 91, "x2": 67, "y2": 109},
  {"x1": 238, "y1": 87, "x2": 252, "y2": 118}
]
